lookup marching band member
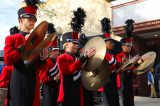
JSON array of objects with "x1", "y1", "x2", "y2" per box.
[
  {"x1": 100, "y1": 17, "x2": 120, "y2": 106},
  {"x1": 57, "y1": 7, "x2": 96, "y2": 106},
  {"x1": 0, "y1": 26, "x2": 19, "y2": 88},
  {"x1": 40, "y1": 23, "x2": 60, "y2": 106},
  {"x1": 78, "y1": 33, "x2": 94, "y2": 106},
  {"x1": 0, "y1": 26, "x2": 19, "y2": 106},
  {"x1": 57, "y1": 31, "x2": 95, "y2": 106},
  {"x1": 116, "y1": 19, "x2": 135, "y2": 106},
  {"x1": 4, "y1": 1, "x2": 48, "y2": 106}
]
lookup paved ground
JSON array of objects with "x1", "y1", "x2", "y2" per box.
[
  {"x1": 133, "y1": 96, "x2": 160, "y2": 106},
  {"x1": 2, "y1": 89, "x2": 159, "y2": 106},
  {"x1": 96, "y1": 96, "x2": 160, "y2": 106}
]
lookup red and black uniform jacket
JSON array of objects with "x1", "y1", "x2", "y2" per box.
[
  {"x1": 0, "y1": 65, "x2": 13, "y2": 88},
  {"x1": 57, "y1": 52, "x2": 86, "y2": 106},
  {"x1": 4, "y1": 32, "x2": 44, "y2": 106},
  {"x1": 116, "y1": 51, "x2": 137, "y2": 72},
  {"x1": 116, "y1": 51, "x2": 129, "y2": 64},
  {"x1": 40, "y1": 58, "x2": 59, "y2": 84},
  {"x1": 105, "y1": 51, "x2": 119, "y2": 73}
]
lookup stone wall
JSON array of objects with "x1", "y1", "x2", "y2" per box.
[{"x1": 37, "y1": 0, "x2": 120, "y2": 41}]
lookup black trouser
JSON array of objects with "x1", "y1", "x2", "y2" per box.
[
  {"x1": 104, "y1": 73, "x2": 120, "y2": 106},
  {"x1": 42, "y1": 81, "x2": 59, "y2": 106},
  {"x1": 122, "y1": 71, "x2": 134, "y2": 106},
  {"x1": 62, "y1": 76, "x2": 80, "y2": 106},
  {"x1": 10, "y1": 67, "x2": 36, "y2": 106},
  {"x1": 83, "y1": 87, "x2": 94, "y2": 106}
]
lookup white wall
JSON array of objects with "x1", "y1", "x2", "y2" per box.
[
  {"x1": 112, "y1": 0, "x2": 160, "y2": 27},
  {"x1": 37, "y1": 0, "x2": 110, "y2": 36}
]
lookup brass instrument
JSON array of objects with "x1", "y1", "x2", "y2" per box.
[
  {"x1": 81, "y1": 37, "x2": 109, "y2": 91},
  {"x1": 21, "y1": 21, "x2": 57, "y2": 66},
  {"x1": 134, "y1": 51, "x2": 156, "y2": 75},
  {"x1": 117, "y1": 51, "x2": 156, "y2": 75},
  {"x1": 116, "y1": 54, "x2": 140, "y2": 73}
]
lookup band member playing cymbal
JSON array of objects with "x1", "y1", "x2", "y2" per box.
[
  {"x1": 100, "y1": 17, "x2": 120, "y2": 106},
  {"x1": 116, "y1": 19, "x2": 135, "y2": 106},
  {"x1": 78, "y1": 33, "x2": 95, "y2": 106},
  {"x1": 4, "y1": 1, "x2": 48, "y2": 106},
  {"x1": 57, "y1": 8, "x2": 96, "y2": 106},
  {"x1": 57, "y1": 32, "x2": 95, "y2": 106}
]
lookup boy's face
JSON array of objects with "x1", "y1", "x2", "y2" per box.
[
  {"x1": 122, "y1": 45, "x2": 132, "y2": 53},
  {"x1": 49, "y1": 49, "x2": 59, "y2": 59},
  {"x1": 65, "y1": 42, "x2": 78, "y2": 54},
  {"x1": 106, "y1": 40, "x2": 114, "y2": 50},
  {"x1": 19, "y1": 17, "x2": 36, "y2": 30}
]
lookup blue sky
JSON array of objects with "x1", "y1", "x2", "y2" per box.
[
  {"x1": 0, "y1": 0, "x2": 47, "y2": 50},
  {"x1": 0, "y1": 0, "x2": 22, "y2": 50}
]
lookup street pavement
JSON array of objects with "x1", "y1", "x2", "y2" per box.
[
  {"x1": 133, "y1": 96, "x2": 160, "y2": 106},
  {"x1": 96, "y1": 96, "x2": 160, "y2": 106}
]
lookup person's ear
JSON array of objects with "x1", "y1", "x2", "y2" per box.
[
  {"x1": 63, "y1": 42, "x2": 69, "y2": 49},
  {"x1": 19, "y1": 18, "x2": 23, "y2": 23},
  {"x1": 66, "y1": 43, "x2": 70, "y2": 48},
  {"x1": 122, "y1": 45, "x2": 125, "y2": 48}
]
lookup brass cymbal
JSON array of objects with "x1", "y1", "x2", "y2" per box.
[
  {"x1": 81, "y1": 60, "x2": 109, "y2": 91},
  {"x1": 82, "y1": 37, "x2": 106, "y2": 72},
  {"x1": 116, "y1": 54, "x2": 141, "y2": 73},
  {"x1": 24, "y1": 33, "x2": 57, "y2": 65},
  {"x1": 135, "y1": 51, "x2": 156, "y2": 75},
  {"x1": 81, "y1": 36, "x2": 109, "y2": 91},
  {"x1": 21, "y1": 21, "x2": 48, "y2": 60}
]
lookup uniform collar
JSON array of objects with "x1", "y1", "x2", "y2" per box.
[
  {"x1": 66, "y1": 52, "x2": 76, "y2": 60},
  {"x1": 106, "y1": 49, "x2": 113, "y2": 54},
  {"x1": 66, "y1": 52, "x2": 74, "y2": 57},
  {"x1": 50, "y1": 58, "x2": 56, "y2": 63},
  {"x1": 123, "y1": 51, "x2": 130, "y2": 57},
  {"x1": 19, "y1": 31, "x2": 29, "y2": 36}
]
